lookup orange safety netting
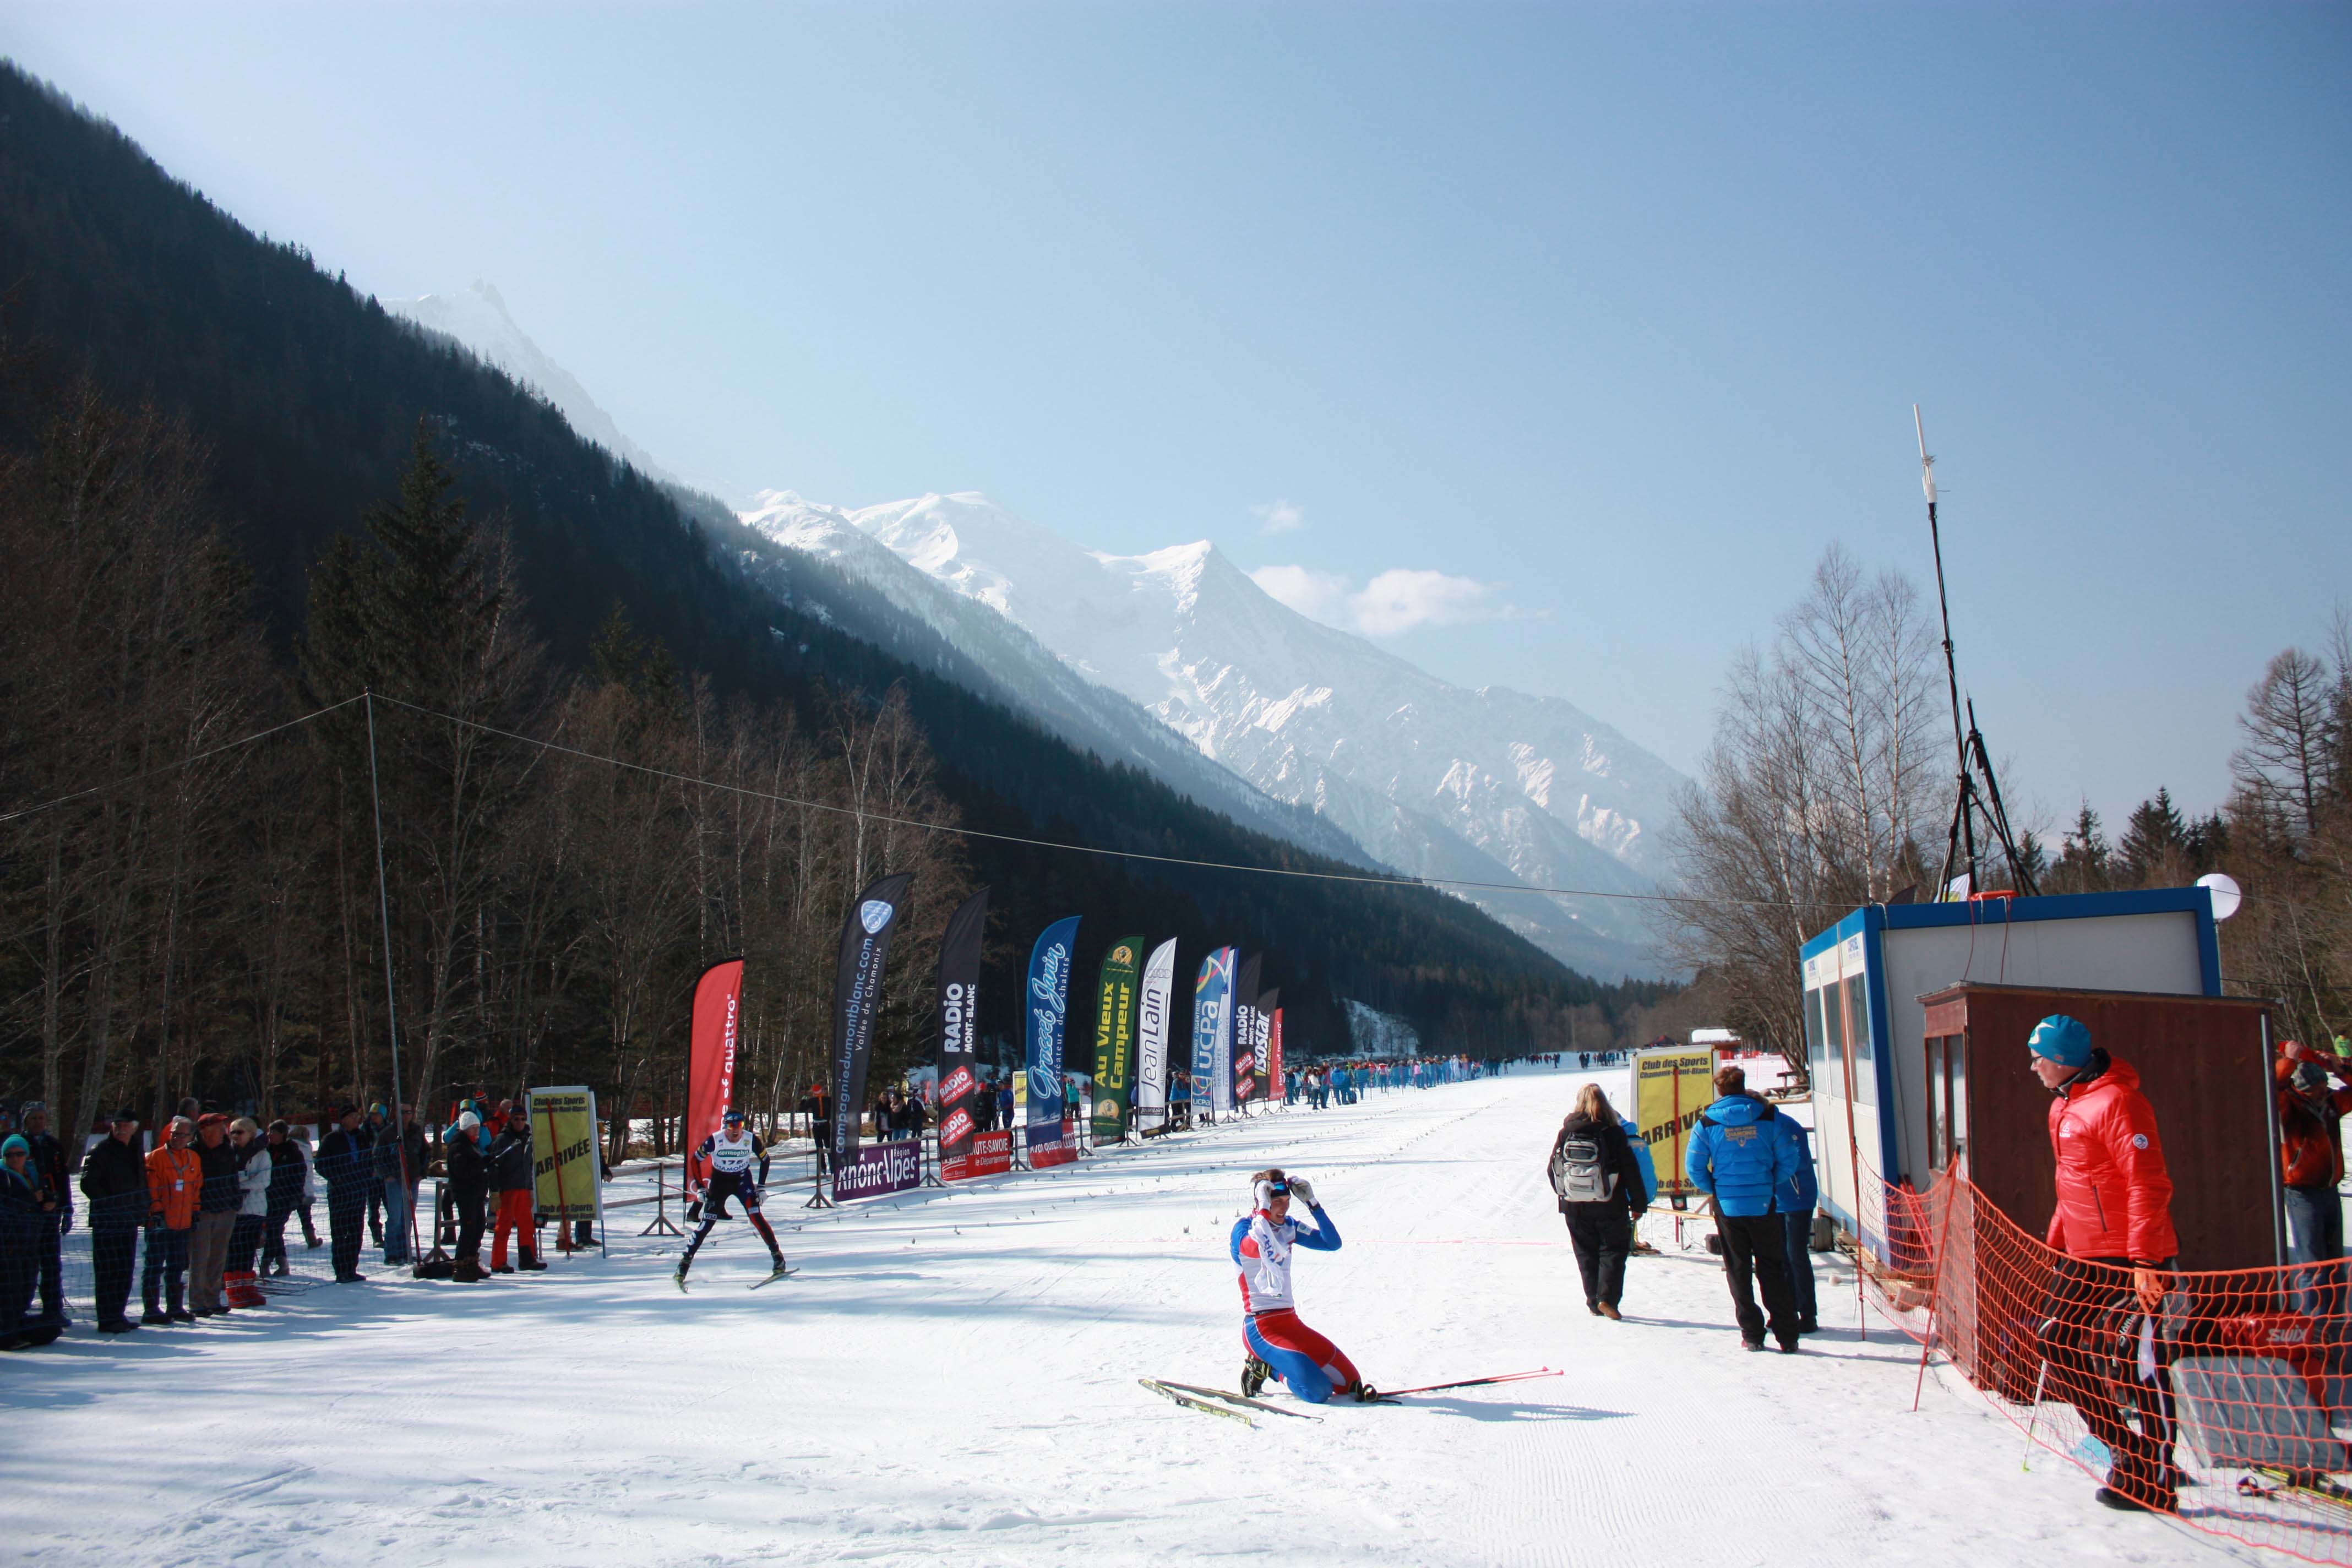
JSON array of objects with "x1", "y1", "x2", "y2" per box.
[{"x1": 1850, "y1": 1168, "x2": 2352, "y2": 1564}]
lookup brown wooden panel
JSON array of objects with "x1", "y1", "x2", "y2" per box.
[{"x1": 1918, "y1": 984, "x2": 2278, "y2": 1273}]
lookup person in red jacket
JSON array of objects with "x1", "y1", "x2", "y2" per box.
[
  {"x1": 2030, "y1": 1013, "x2": 2181, "y2": 1516},
  {"x1": 2275, "y1": 1042, "x2": 2352, "y2": 1321}
]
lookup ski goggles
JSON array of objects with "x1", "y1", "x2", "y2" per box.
[{"x1": 1264, "y1": 1178, "x2": 1291, "y2": 1197}]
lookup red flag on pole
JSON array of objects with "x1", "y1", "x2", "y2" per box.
[{"x1": 686, "y1": 957, "x2": 745, "y2": 1191}]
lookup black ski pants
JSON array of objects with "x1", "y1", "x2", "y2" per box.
[
  {"x1": 2042, "y1": 1254, "x2": 2176, "y2": 1508},
  {"x1": 92, "y1": 1221, "x2": 140, "y2": 1325},
  {"x1": 1564, "y1": 1204, "x2": 1632, "y2": 1309},
  {"x1": 453, "y1": 1188, "x2": 487, "y2": 1262},
  {"x1": 1716, "y1": 1211, "x2": 1799, "y2": 1347},
  {"x1": 326, "y1": 1182, "x2": 368, "y2": 1279}
]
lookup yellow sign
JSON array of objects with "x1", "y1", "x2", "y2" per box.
[
  {"x1": 528, "y1": 1087, "x2": 603, "y2": 1224},
  {"x1": 1634, "y1": 1048, "x2": 1717, "y2": 1202}
]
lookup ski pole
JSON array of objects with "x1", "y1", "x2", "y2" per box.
[
  {"x1": 2019, "y1": 1359, "x2": 2049, "y2": 1472},
  {"x1": 1379, "y1": 1368, "x2": 1560, "y2": 1398}
]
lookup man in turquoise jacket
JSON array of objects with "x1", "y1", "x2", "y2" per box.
[{"x1": 1686, "y1": 1064, "x2": 1800, "y2": 1352}]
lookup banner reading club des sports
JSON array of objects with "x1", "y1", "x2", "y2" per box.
[
  {"x1": 1135, "y1": 938, "x2": 1177, "y2": 1131},
  {"x1": 526, "y1": 1086, "x2": 603, "y2": 1229},
  {"x1": 1634, "y1": 1045, "x2": 1718, "y2": 1205},
  {"x1": 1026, "y1": 916, "x2": 1080, "y2": 1154},
  {"x1": 1090, "y1": 935, "x2": 1143, "y2": 1144},
  {"x1": 685, "y1": 959, "x2": 744, "y2": 1191}
]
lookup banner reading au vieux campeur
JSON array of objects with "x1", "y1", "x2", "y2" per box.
[{"x1": 1090, "y1": 935, "x2": 1143, "y2": 1144}]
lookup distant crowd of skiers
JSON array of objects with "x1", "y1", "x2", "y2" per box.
[{"x1": 0, "y1": 1089, "x2": 607, "y2": 1350}]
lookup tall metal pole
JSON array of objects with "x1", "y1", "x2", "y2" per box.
[
  {"x1": 1918, "y1": 407, "x2": 1978, "y2": 896},
  {"x1": 364, "y1": 692, "x2": 415, "y2": 1227}
]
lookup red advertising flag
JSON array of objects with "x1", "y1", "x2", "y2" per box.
[
  {"x1": 1268, "y1": 1007, "x2": 1284, "y2": 1096},
  {"x1": 685, "y1": 957, "x2": 745, "y2": 1190}
]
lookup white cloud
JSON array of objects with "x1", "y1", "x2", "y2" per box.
[
  {"x1": 1249, "y1": 563, "x2": 1353, "y2": 625},
  {"x1": 1249, "y1": 563, "x2": 1512, "y2": 638},
  {"x1": 1251, "y1": 499, "x2": 1305, "y2": 534}
]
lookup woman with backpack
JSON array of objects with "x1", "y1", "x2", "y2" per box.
[{"x1": 1549, "y1": 1084, "x2": 1649, "y2": 1319}]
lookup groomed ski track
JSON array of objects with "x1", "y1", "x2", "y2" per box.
[{"x1": 3, "y1": 1064, "x2": 2240, "y2": 1566}]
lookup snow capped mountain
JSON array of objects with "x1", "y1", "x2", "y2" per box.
[
  {"x1": 810, "y1": 492, "x2": 1689, "y2": 979},
  {"x1": 382, "y1": 282, "x2": 694, "y2": 493},
  {"x1": 736, "y1": 492, "x2": 1378, "y2": 867},
  {"x1": 386, "y1": 282, "x2": 1687, "y2": 977}
]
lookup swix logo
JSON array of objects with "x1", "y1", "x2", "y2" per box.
[
  {"x1": 940, "y1": 1107, "x2": 973, "y2": 1146},
  {"x1": 941, "y1": 1064, "x2": 976, "y2": 1105}
]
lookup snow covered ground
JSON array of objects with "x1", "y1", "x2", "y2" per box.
[{"x1": 4, "y1": 1064, "x2": 2247, "y2": 1566}]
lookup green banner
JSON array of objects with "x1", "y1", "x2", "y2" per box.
[{"x1": 1091, "y1": 934, "x2": 1145, "y2": 1142}]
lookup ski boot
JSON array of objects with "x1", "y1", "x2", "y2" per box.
[
  {"x1": 1242, "y1": 1355, "x2": 1273, "y2": 1398},
  {"x1": 673, "y1": 1263, "x2": 691, "y2": 1293}
]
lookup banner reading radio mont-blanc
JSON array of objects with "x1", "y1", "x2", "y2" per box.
[
  {"x1": 1231, "y1": 953, "x2": 1262, "y2": 1108},
  {"x1": 685, "y1": 958, "x2": 745, "y2": 1190},
  {"x1": 932, "y1": 888, "x2": 989, "y2": 1179},
  {"x1": 1191, "y1": 946, "x2": 1235, "y2": 1120},
  {"x1": 1135, "y1": 938, "x2": 1177, "y2": 1132},
  {"x1": 1254, "y1": 987, "x2": 1279, "y2": 1104},
  {"x1": 827, "y1": 874, "x2": 914, "y2": 1173},
  {"x1": 1090, "y1": 934, "x2": 1144, "y2": 1145},
  {"x1": 1025, "y1": 917, "x2": 1080, "y2": 1167}
]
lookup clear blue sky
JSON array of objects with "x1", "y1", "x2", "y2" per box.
[{"x1": 7, "y1": 3, "x2": 2348, "y2": 831}]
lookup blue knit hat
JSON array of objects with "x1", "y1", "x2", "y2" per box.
[{"x1": 2028, "y1": 1014, "x2": 2094, "y2": 1068}]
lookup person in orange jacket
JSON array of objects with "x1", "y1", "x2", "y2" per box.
[
  {"x1": 144, "y1": 1115, "x2": 200, "y2": 1323},
  {"x1": 2275, "y1": 1041, "x2": 2352, "y2": 1317},
  {"x1": 2030, "y1": 1014, "x2": 2181, "y2": 1516}
]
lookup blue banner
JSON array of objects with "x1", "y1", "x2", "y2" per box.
[
  {"x1": 1026, "y1": 916, "x2": 1081, "y2": 1141},
  {"x1": 1190, "y1": 946, "x2": 1234, "y2": 1120}
]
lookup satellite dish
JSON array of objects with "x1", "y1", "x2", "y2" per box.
[{"x1": 2197, "y1": 872, "x2": 2242, "y2": 922}]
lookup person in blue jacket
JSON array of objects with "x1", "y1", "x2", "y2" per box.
[
  {"x1": 1685, "y1": 1064, "x2": 1800, "y2": 1353},
  {"x1": 1619, "y1": 1112, "x2": 1663, "y2": 1256},
  {"x1": 1776, "y1": 1114, "x2": 1821, "y2": 1334}
]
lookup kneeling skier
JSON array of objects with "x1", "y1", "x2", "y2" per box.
[{"x1": 1230, "y1": 1168, "x2": 1376, "y2": 1403}]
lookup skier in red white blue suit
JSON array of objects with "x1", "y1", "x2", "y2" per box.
[{"x1": 1229, "y1": 1168, "x2": 1376, "y2": 1403}]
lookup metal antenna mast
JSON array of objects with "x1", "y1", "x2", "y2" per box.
[{"x1": 1916, "y1": 407, "x2": 2037, "y2": 899}]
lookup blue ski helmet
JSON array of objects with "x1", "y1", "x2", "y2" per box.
[{"x1": 2027, "y1": 1015, "x2": 2093, "y2": 1069}]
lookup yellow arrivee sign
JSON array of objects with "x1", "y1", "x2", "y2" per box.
[
  {"x1": 1634, "y1": 1048, "x2": 1717, "y2": 1202},
  {"x1": 528, "y1": 1087, "x2": 603, "y2": 1224}
]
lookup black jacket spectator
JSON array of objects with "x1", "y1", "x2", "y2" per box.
[
  {"x1": 374, "y1": 1119, "x2": 427, "y2": 1185},
  {"x1": 445, "y1": 1133, "x2": 491, "y2": 1200},
  {"x1": 1550, "y1": 1103, "x2": 1650, "y2": 1319},
  {"x1": 487, "y1": 1125, "x2": 534, "y2": 1193},
  {"x1": 317, "y1": 1124, "x2": 373, "y2": 1189},
  {"x1": 197, "y1": 1134, "x2": 244, "y2": 1212},
  {"x1": 21, "y1": 1126, "x2": 71, "y2": 1224},
  {"x1": 79, "y1": 1134, "x2": 149, "y2": 1222}
]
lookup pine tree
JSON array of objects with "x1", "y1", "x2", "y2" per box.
[
  {"x1": 2049, "y1": 801, "x2": 2111, "y2": 894},
  {"x1": 2115, "y1": 787, "x2": 2188, "y2": 888}
]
